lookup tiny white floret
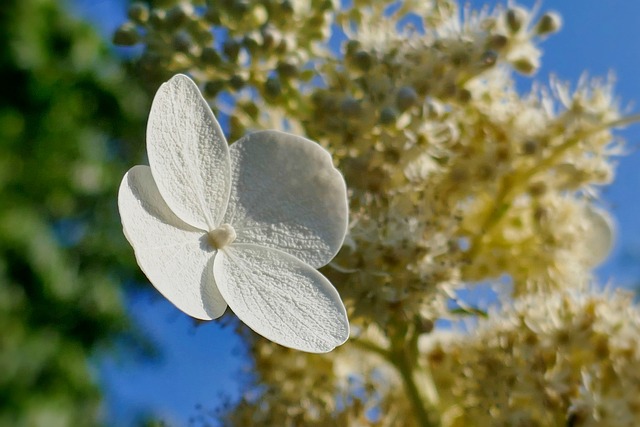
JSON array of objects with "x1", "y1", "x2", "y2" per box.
[{"x1": 118, "y1": 74, "x2": 350, "y2": 353}]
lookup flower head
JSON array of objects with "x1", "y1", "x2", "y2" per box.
[{"x1": 118, "y1": 74, "x2": 349, "y2": 353}]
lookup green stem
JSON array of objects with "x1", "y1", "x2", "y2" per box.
[{"x1": 391, "y1": 347, "x2": 438, "y2": 427}]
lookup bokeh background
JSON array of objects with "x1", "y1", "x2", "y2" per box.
[{"x1": 2, "y1": 0, "x2": 640, "y2": 425}]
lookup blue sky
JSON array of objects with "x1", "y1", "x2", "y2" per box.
[{"x1": 71, "y1": 0, "x2": 640, "y2": 424}]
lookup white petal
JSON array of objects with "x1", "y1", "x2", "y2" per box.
[
  {"x1": 147, "y1": 74, "x2": 231, "y2": 230},
  {"x1": 223, "y1": 131, "x2": 348, "y2": 268},
  {"x1": 214, "y1": 244, "x2": 349, "y2": 353},
  {"x1": 582, "y1": 205, "x2": 615, "y2": 267},
  {"x1": 118, "y1": 165, "x2": 227, "y2": 320}
]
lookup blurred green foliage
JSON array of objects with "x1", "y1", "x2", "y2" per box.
[{"x1": 0, "y1": 0, "x2": 148, "y2": 425}]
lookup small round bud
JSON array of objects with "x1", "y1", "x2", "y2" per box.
[
  {"x1": 242, "y1": 34, "x2": 260, "y2": 54},
  {"x1": 249, "y1": 5, "x2": 268, "y2": 27},
  {"x1": 276, "y1": 60, "x2": 298, "y2": 79},
  {"x1": 204, "y1": 7, "x2": 221, "y2": 25},
  {"x1": 172, "y1": 32, "x2": 192, "y2": 53},
  {"x1": 512, "y1": 57, "x2": 537, "y2": 75},
  {"x1": 228, "y1": 0, "x2": 249, "y2": 19},
  {"x1": 201, "y1": 47, "x2": 221, "y2": 65},
  {"x1": 353, "y1": 50, "x2": 373, "y2": 71},
  {"x1": 149, "y1": 9, "x2": 166, "y2": 29},
  {"x1": 113, "y1": 23, "x2": 140, "y2": 46},
  {"x1": 379, "y1": 106, "x2": 398, "y2": 125},
  {"x1": 280, "y1": 0, "x2": 294, "y2": 16},
  {"x1": 166, "y1": 4, "x2": 193, "y2": 29},
  {"x1": 534, "y1": 12, "x2": 562, "y2": 36},
  {"x1": 264, "y1": 76, "x2": 282, "y2": 98},
  {"x1": 395, "y1": 86, "x2": 418, "y2": 111},
  {"x1": 127, "y1": 2, "x2": 149, "y2": 24},
  {"x1": 418, "y1": 317, "x2": 434, "y2": 334},
  {"x1": 190, "y1": 21, "x2": 215, "y2": 45},
  {"x1": 487, "y1": 34, "x2": 508, "y2": 50},
  {"x1": 242, "y1": 101, "x2": 259, "y2": 120},
  {"x1": 204, "y1": 80, "x2": 225, "y2": 98},
  {"x1": 344, "y1": 40, "x2": 361, "y2": 56},
  {"x1": 506, "y1": 7, "x2": 527, "y2": 33},
  {"x1": 275, "y1": 37, "x2": 294, "y2": 55},
  {"x1": 229, "y1": 74, "x2": 245, "y2": 90},
  {"x1": 260, "y1": 26, "x2": 280, "y2": 50},
  {"x1": 222, "y1": 39, "x2": 240, "y2": 61}
]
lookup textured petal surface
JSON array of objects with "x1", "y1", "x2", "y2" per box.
[
  {"x1": 147, "y1": 74, "x2": 230, "y2": 230},
  {"x1": 214, "y1": 244, "x2": 349, "y2": 353},
  {"x1": 223, "y1": 131, "x2": 348, "y2": 268},
  {"x1": 119, "y1": 165, "x2": 227, "y2": 320}
]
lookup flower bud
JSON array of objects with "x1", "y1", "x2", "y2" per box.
[
  {"x1": 277, "y1": 60, "x2": 299, "y2": 79},
  {"x1": 534, "y1": 12, "x2": 562, "y2": 36},
  {"x1": 113, "y1": 23, "x2": 140, "y2": 46},
  {"x1": 204, "y1": 80, "x2": 225, "y2": 98},
  {"x1": 229, "y1": 75, "x2": 245, "y2": 91},
  {"x1": 487, "y1": 34, "x2": 508, "y2": 50},
  {"x1": 188, "y1": 19, "x2": 214, "y2": 45},
  {"x1": 379, "y1": 106, "x2": 398, "y2": 125},
  {"x1": 395, "y1": 86, "x2": 418, "y2": 111},
  {"x1": 260, "y1": 25, "x2": 280, "y2": 50},
  {"x1": 149, "y1": 9, "x2": 166, "y2": 29},
  {"x1": 201, "y1": 47, "x2": 221, "y2": 65},
  {"x1": 127, "y1": 2, "x2": 149, "y2": 24},
  {"x1": 512, "y1": 57, "x2": 537, "y2": 75},
  {"x1": 242, "y1": 34, "x2": 260, "y2": 54},
  {"x1": 172, "y1": 32, "x2": 193, "y2": 53},
  {"x1": 233, "y1": 0, "x2": 250, "y2": 15},
  {"x1": 223, "y1": 38, "x2": 240, "y2": 61},
  {"x1": 353, "y1": 50, "x2": 373, "y2": 71},
  {"x1": 280, "y1": 0, "x2": 294, "y2": 16},
  {"x1": 344, "y1": 40, "x2": 361, "y2": 56},
  {"x1": 204, "y1": 7, "x2": 221, "y2": 25},
  {"x1": 417, "y1": 317, "x2": 434, "y2": 334},
  {"x1": 166, "y1": 4, "x2": 193, "y2": 29},
  {"x1": 506, "y1": 7, "x2": 527, "y2": 33},
  {"x1": 264, "y1": 76, "x2": 282, "y2": 98}
]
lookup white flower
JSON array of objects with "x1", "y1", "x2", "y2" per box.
[{"x1": 118, "y1": 74, "x2": 350, "y2": 353}]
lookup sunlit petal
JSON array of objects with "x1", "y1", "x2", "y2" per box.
[
  {"x1": 223, "y1": 131, "x2": 348, "y2": 268},
  {"x1": 147, "y1": 74, "x2": 231, "y2": 230},
  {"x1": 119, "y1": 165, "x2": 226, "y2": 320},
  {"x1": 214, "y1": 244, "x2": 349, "y2": 353}
]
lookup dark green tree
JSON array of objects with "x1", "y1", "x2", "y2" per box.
[{"x1": 0, "y1": 0, "x2": 147, "y2": 424}]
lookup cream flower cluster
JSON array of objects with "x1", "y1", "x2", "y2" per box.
[
  {"x1": 119, "y1": 74, "x2": 349, "y2": 353},
  {"x1": 116, "y1": 1, "x2": 640, "y2": 425},
  {"x1": 422, "y1": 289, "x2": 640, "y2": 427}
]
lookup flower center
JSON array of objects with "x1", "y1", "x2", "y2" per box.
[{"x1": 207, "y1": 223, "x2": 237, "y2": 249}]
